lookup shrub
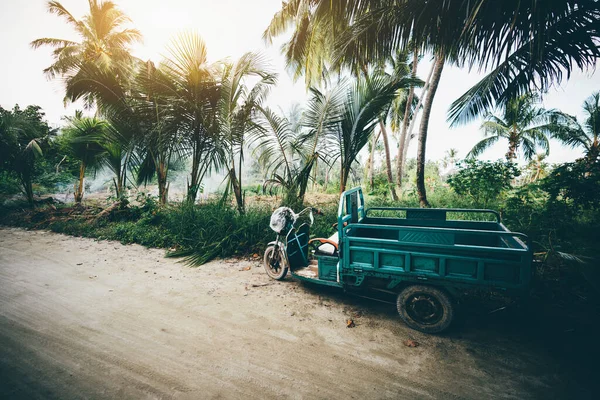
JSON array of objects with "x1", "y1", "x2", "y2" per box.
[{"x1": 447, "y1": 159, "x2": 520, "y2": 207}]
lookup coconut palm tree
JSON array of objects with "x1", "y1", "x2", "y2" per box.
[
  {"x1": 149, "y1": 33, "x2": 224, "y2": 203},
  {"x1": 329, "y1": 76, "x2": 405, "y2": 193},
  {"x1": 551, "y1": 91, "x2": 600, "y2": 165},
  {"x1": 218, "y1": 53, "x2": 277, "y2": 213},
  {"x1": 60, "y1": 114, "x2": 107, "y2": 203},
  {"x1": 133, "y1": 60, "x2": 189, "y2": 205},
  {"x1": 263, "y1": 0, "x2": 350, "y2": 87},
  {"x1": 99, "y1": 120, "x2": 134, "y2": 199},
  {"x1": 265, "y1": 3, "x2": 417, "y2": 200},
  {"x1": 31, "y1": 0, "x2": 141, "y2": 107},
  {"x1": 330, "y1": 0, "x2": 599, "y2": 205},
  {"x1": 252, "y1": 107, "x2": 316, "y2": 207},
  {"x1": 300, "y1": 85, "x2": 345, "y2": 193},
  {"x1": 467, "y1": 93, "x2": 564, "y2": 162},
  {"x1": 0, "y1": 105, "x2": 53, "y2": 206},
  {"x1": 392, "y1": 47, "x2": 420, "y2": 190}
]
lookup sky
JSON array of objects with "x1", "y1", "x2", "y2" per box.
[{"x1": 1, "y1": 0, "x2": 599, "y2": 166}]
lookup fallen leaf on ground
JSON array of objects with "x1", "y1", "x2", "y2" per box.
[
  {"x1": 404, "y1": 340, "x2": 419, "y2": 347},
  {"x1": 346, "y1": 319, "x2": 356, "y2": 328},
  {"x1": 251, "y1": 282, "x2": 274, "y2": 288},
  {"x1": 240, "y1": 266, "x2": 251, "y2": 271},
  {"x1": 252, "y1": 253, "x2": 260, "y2": 259}
]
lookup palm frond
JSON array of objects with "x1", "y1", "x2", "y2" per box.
[{"x1": 466, "y1": 135, "x2": 501, "y2": 159}]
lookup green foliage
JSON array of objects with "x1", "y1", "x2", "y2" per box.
[
  {"x1": 543, "y1": 159, "x2": 600, "y2": 209},
  {"x1": 0, "y1": 104, "x2": 55, "y2": 205},
  {"x1": 550, "y1": 91, "x2": 600, "y2": 163},
  {"x1": 447, "y1": 159, "x2": 520, "y2": 207},
  {"x1": 0, "y1": 195, "x2": 338, "y2": 267},
  {"x1": 468, "y1": 93, "x2": 565, "y2": 161},
  {"x1": 31, "y1": 0, "x2": 141, "y2": 106},
  {"x1": 0, "y1": 171, "x2": 21, "y2": 195}
]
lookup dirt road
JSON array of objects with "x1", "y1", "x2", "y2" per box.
[{"x1": 0, "y1": 227, "x2": 584, "y2": 399}]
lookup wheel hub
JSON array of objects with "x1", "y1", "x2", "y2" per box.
[{"x1": 406, "y1": 293, "x2": 443, "y2": 325}]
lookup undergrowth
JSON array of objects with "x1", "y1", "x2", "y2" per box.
[{"x1": 0, "y1": 197, "x2": 339, "y2": 266}]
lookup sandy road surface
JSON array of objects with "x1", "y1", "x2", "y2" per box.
[{"x1": 0, "y1": 227, "x2": 583, "y2": 399}]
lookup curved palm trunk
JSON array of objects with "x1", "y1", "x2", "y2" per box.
[
  {"x1": 74, "y1": 162, "x2": 86, "y2": 204},
  {"x1": 417, "y1": 54, "x2": 445, "y2": 208},
  {"x1": 396, "y1": 48, "x2": 420, "y2": 189},
  {"x1": 379, "y1": 121, "x2": 398, "y2": 200}
]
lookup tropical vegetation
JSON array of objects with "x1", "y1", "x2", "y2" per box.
[{"x1": 0, "y1": 0, "x2": 598, "y2": 273}]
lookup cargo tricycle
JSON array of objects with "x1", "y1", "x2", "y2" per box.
[{"x1": 263, "y1": 187, "x2": 533, "y2": 333}]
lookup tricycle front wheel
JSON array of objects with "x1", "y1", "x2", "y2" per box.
[
  {"x1": 396, "y1": 285, "x2": 454, "y2": 334},
  {"x1": 263, "y1": 245, "x2": 288, "y2": 280}
]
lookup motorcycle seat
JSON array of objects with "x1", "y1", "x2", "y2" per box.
[{"x1": 317, "y1": 232, "x2": 338, "y2": 256}]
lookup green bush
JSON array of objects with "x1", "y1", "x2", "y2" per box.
[{"x1": 447, "y1": 159, "x2": 520, "y2": 207}]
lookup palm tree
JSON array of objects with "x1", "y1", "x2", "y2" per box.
[
  {"x1": 252, "y1": 108, "x2": 316, "y2": 207},
  {"x1": 133, "y1": 61, "x2": 188, "y2": 205},
  {"x1": 100, "y1": 120, "x2": 133, "y2": 199},
  {"x1": 329, "y1": 76, "x2": 405, "y2": 193},
  {"x1": 263, "y1": 0, "x2": 349, "y2": 87},
  {"x1": 365, "y1": 130, "x2": 381, "y2": 191},
  {"x1": 441, "y1": 148, "x2": 459, "y2": 171},
  {"x1": 524, "y1": 153, "x2": 549, "y2": 183},
  {"x1": 393, "y1": 47, "x2": 420, "y2": 190},
  {"x1": 265, "y1": 2, "x2": 416, "y2": 200},
  {"x1": 0, "y1": 105, "x2": 53, "y2": 206},
  {"x1": 150, "y1": 33, "x2": 224, "y2": 203},
  {"x1": 31, "y1": 0, "x2": 141, "y2": 107},
  {"x1": 467, "y1": 93, "x2": 563, "y2": 162},
  {"x1": 217, "y1": 53, "x2": 277, "y2": 213},
  {"x1": 60, "y1": 115, "x2": 107, "y2": 203},
  {"x1": 329, "y1": 0, "x2": 599, "y2": 205},
  {"x1": 551, "y1": 91, "x2": 600, "y2": 165},
  {"x1": 300, "y1": 86, "x2": 345, "y2": 193}
]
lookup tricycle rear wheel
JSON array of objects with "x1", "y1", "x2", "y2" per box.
[
  {"x1": 396, "y1": 285, "x2": 454, "y2": 334},
  {"x1": 263, "y1": 245, "x2": 288, "y2": 280}
]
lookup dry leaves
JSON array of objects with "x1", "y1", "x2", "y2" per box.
[
  {"x1": 346, "y1": 319, "x2": 356, "y2": 328},
  {"x1": 404, "y1": 339, "x2": 419, "y2": 347}
]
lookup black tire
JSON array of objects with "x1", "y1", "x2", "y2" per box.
[
  {"x1": 263, "y1": 245, "x2": 288, "y2": 280},
  {"x1": 396, "y1": 285, "x2": 454, "y2": 334}
]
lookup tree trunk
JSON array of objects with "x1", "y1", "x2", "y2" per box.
[
  {"x1": 587, "y1": 141, "x2": 599, "y2": 167},
  {"x1": 379, "y1": 121, "x2": 398, "y2": 201},
  {"x1": 365, "y1": 138, "x2": 373, "y2": 190},
  {"x1": 396, "y1": 48, "x2": 419, "y2": 189},
  {"x1": 230, "y1": 167, "x2": 244, "y2": 214},
  {"x1": 417, "y1": 54, "x2": 445, "y2": 208},
  {"x1": 400, "y1": 60, "x2": 435, "y2": 196},
  {"x1": 187, "y1": 149, "x2": 199, "y2": 203},
  {"x1": 74, "y1": 162, "x2": 86, "y2": 204},
  {"x1": 367, "y1": 131, "x2": 379, "y2": 191},
  {"x1": 340, "y1": 158, "x2": 347, "y2": 194},
  {"x1": 157, "y1": 161, "x2": 169, "y2": 205},
  {"x1": 21, "y1": 172, "x2": 34, "y2": 207},
  {"x1": 506, "y1": 131, "x2": 518, "y2": 161},
  {"x1": 311, "y1": 157, "x2": 318, "y2": 191}
]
